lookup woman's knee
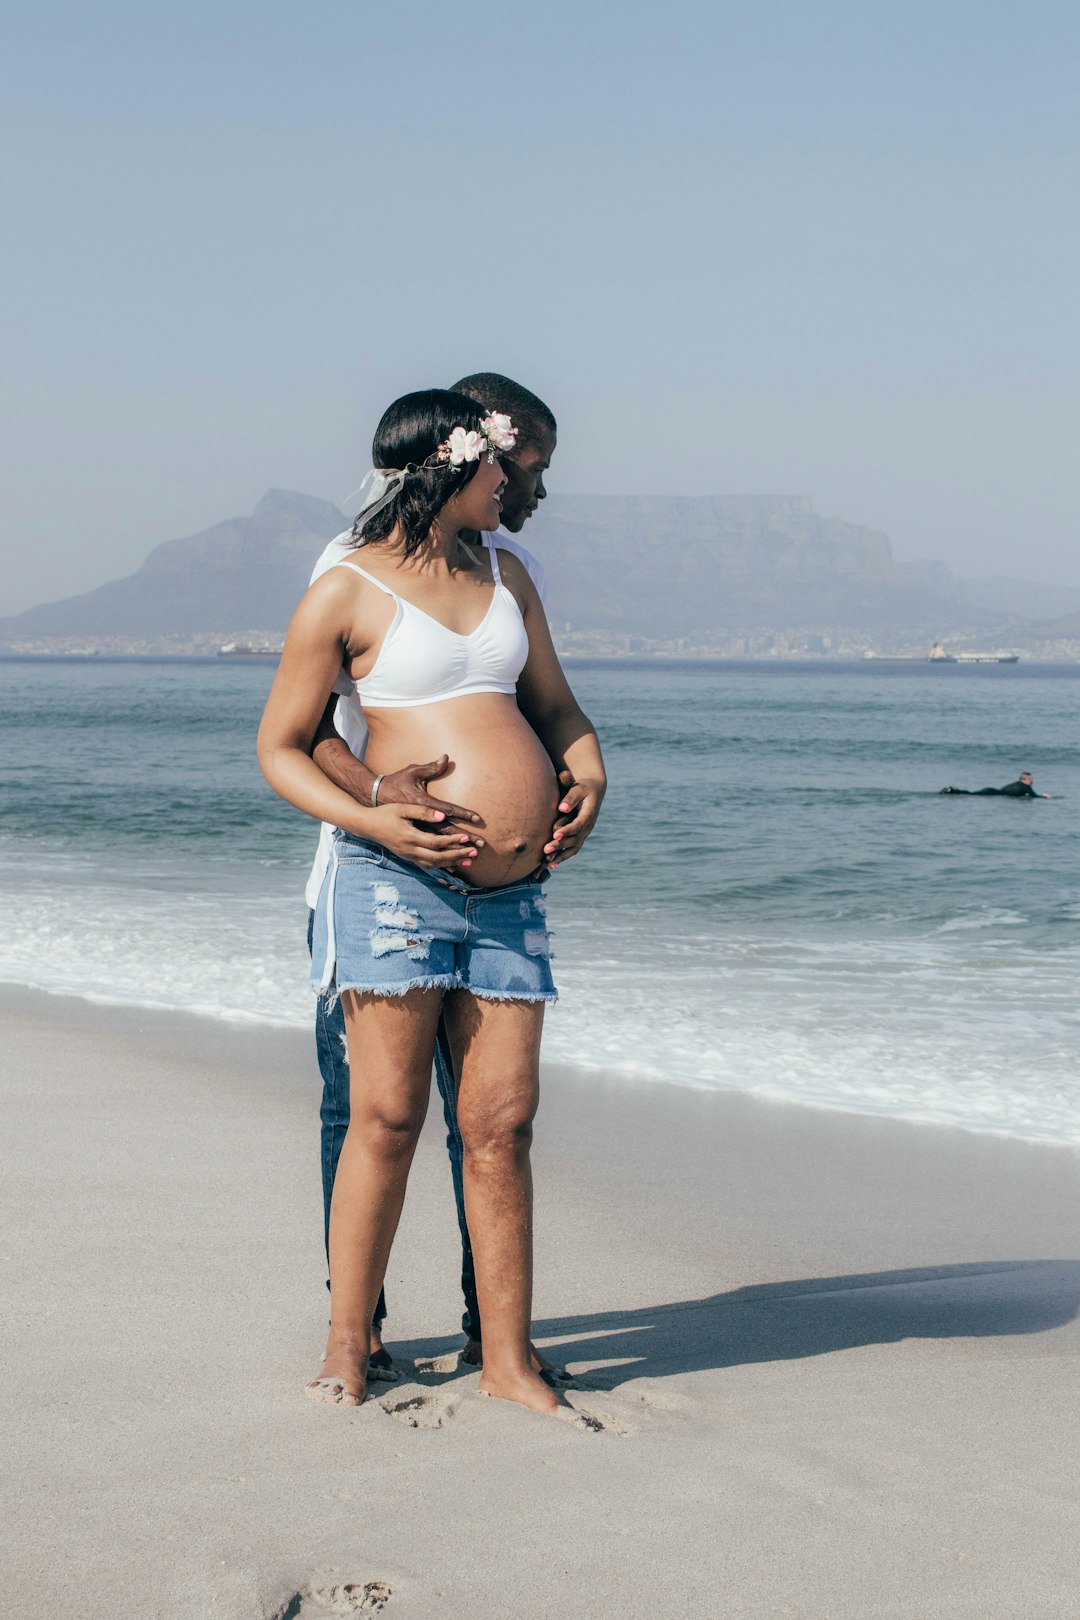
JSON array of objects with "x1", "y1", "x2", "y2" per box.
[
  {"x1": 353, "y1": 1099, "x2": 427, "y2": 1159},
  {"x1": 459, "y1": 1093, "x2": 536, "y2": 1158}
]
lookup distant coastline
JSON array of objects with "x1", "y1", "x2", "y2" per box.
[{"x1": 4, "y1": 652, "x2": 1079, "y2": 673}]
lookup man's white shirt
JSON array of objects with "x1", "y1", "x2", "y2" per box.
[{"x1": 303, "y1": 530, "x2": 547, "y2": 909}]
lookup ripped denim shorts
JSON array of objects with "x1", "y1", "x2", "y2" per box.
[{"x1": 310, "y1": 834, "x2": 557, "y2": 1005}]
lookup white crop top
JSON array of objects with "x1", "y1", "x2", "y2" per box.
[{"x1": 329, "y1": 539, "x2": 530, "y2": 709}]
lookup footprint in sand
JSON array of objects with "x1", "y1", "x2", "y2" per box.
[
  {"x1": 275, "y1": 1579, "x2": 393, "y2": 1618},
  {"x1": 564, "y1": 1378, "x2": 691, "y2": 1432},
  {"x1": 378, "y1": 1383, "x2": 460, "y2": 1429},
  {"x1": 559, "y1": 1393, "x2": 625, "y2": 1434},
  {"x1": 411, "y1": 1351, "x2": 464, "y2": 1377}
]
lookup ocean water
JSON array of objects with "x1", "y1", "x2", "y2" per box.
[{"x1": 2, "y1": 656, "x2": 1078, "y2": 1144}]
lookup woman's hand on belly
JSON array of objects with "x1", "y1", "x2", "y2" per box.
[
  {"x1": 366, "y1": 800, "x2": 483, "y2": 871},
  {"x1": 542, "y1": 767, "x2": 607, "y2": 868}
]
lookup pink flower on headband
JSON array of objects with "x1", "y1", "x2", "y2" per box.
[
  {"x1": 480, "y1": 412, "x2": 518, "y2": 452},
  {"x1": 443, "y1": 426, "x2": 485, "y2": 466}
]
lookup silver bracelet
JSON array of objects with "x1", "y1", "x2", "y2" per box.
[{"x1": 370, "y1": 774, "x2": 385, "y2": 808}]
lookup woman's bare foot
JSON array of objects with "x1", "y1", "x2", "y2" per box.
[
  {"x1": 461, "y1": 1337, "x2": 573, "y2": 1386},
  {"x1": 305, "y1": 1334, "x2": 368, "y2": 1406},
  {"x1": 477, "y1": 1363, "x2": 563, "y2": 1417}
]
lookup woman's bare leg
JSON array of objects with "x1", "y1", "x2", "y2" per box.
[
  {"x1": 308, "y1": 986, "x2": 443, "y2": 1406},
  {"x1": 442, "y1": 992, "x2": 560, "y2": 1416}
]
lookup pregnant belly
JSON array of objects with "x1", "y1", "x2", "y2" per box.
[{"x1": 364, "y1": 696, "x2": 559, "y2": 886}]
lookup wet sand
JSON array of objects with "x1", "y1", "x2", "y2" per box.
[{"x1": 2, "y1": 985, "x2": 1079, "y2": 1618}]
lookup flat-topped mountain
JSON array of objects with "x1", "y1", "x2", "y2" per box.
[
  {"x1": 536, "y1": 494, "x2": 967, "y2": 635},
  {"x1": 0, "y1": 488, "x2": 1073, "y2": 645}
]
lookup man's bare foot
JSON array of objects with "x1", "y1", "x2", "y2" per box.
[
  {"x1": 368, "y1": 1324, "x2": 400, "y2": 1383},
  {"x1": 461, "y1": 1337, "x2": 573, "y2": 1385},
  {"x1": 477, "y1": 1364, "x2": 563, "y2": 1416},
  {"x1": 305, "y1": 1335, "x2": 368, "y2": 1406}
]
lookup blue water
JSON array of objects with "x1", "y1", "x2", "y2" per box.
[{"x1": 2, "y1": 656, "x2": 1078, "y2": 1142}]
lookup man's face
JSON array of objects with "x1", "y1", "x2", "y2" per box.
[
  {"x1": 497, "y1": 426, "x2": 556, "y2": 533},
  {"x1": 1021, "y1": 774, "x2": 1033, "y2": 785}
]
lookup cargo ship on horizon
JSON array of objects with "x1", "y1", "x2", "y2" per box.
[{"x1": 864, "y1": 643, "x2": 1020, "y2": 664}]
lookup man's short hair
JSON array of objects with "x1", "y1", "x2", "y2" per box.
[{"x1": 449, "y1": 372, "x2": 556, "y2": 450}]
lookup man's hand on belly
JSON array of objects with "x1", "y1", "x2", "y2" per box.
[
  {"x1": 378, "y1": 754, "x2": 482, "y2": 827},
  {"x1": 543, "y1": 769, "x2": 606, "y2": 868}
]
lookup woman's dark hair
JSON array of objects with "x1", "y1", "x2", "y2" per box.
[{"x1": 351, "y1": 389, "x2": 488, "y2": 555}]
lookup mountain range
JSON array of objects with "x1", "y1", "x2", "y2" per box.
[{"x1": 3, "y1": 489, "x2": 1079, "y2": 646}]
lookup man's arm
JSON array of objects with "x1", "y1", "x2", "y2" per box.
[
  {"x1": 1001, "y1": 781, "x2": 1042, "y2": 798},
  {"x1": 311, "y1": 696, "x2": 377, "y2": 803},
  {"x1": 310, "y1": 695, "x2": 483, "y2": 825}
]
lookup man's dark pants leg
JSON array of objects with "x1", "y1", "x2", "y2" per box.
[
  {"x1": 309, "y1": 911, "x2": 479, "y2": 1339},
  {"x1": 433, "y1": 1022, "x2": 481, "y2": 1340}
]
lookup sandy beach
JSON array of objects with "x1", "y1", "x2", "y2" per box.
[{"x1": 2, "y1": 984, "x2": 1079, "y2": 1618}]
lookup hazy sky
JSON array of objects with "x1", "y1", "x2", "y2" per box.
[{"x1": 2, "y1": 0, "x2": 1078, "y2": 614}]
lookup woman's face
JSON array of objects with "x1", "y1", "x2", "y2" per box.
[{"x1": 444, "y1": 449, "x2": 507, "y2": 535}]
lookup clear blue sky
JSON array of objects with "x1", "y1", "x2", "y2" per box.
[{"x1": 2, "y1": 0, "x2": 1078, "y2": 612}]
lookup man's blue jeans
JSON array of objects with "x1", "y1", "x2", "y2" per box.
[{"x1": 309, "y1": 913, "x2": 480, "y2": 1340}]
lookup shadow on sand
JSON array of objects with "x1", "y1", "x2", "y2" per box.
[{"x1": 396, "y1": 1261, "x2": 1080, "y2": 1388}]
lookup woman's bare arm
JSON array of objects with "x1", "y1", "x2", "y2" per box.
[
  {"x1": 258, "y1": 577, "x2": 480, "y2": 865},
  {"x1": 503, "y1": 553, "x2": 606, "y2": 865}
]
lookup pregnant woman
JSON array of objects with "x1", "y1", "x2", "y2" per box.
[{"x1": 258, "y1": 390, "x2": 605, "y2": 1417}]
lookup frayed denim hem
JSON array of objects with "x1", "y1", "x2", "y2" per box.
[
  {"x1": 315, "y1": 973, "x2": 459, "y2": 1013},
  {"x1": 315, "y1": 976, "x2": 556, "y2": 1012},
  {"x1": 462, "y1": 986, "x2": 558, "y2": 1005}
]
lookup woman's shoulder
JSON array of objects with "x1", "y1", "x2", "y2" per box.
[
  {"x1": 487, "y1": 533, "x2": 545, "y2": 594},
  {"x1": 491, "y1": 548, "x2": 538, "y2": 617},
  {"x1": 297, "y1": 557, "x2": 397, "y2": 636},
  {"x1": 492, "y1": 545, "x2": 540, "y2": 597}
]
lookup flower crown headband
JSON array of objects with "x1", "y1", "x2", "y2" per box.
[
  {"x1": 437, "y1": 411, "x2": 518, "y2": 467},
  {"x1": 343, "y1": 412, "x2": 519, "y2": 523}
]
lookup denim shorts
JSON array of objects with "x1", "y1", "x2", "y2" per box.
[{"x1": 311, "y1": 835, "x2": 557, "y2": 1005}]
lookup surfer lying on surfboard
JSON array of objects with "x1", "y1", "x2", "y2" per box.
[{"x1": 939, "y1": 772, "x2": 1051, "y2": 799}]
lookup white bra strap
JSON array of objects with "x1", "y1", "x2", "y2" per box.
[
  {"x1": 328, "y1": 560, "x2": 399, "y2": 599},
  {"x1": 484, "y1": 537, "x2": 503, "y2": 586}
]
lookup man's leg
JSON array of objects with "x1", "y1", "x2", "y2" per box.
[
  {"x1": 309, "y1": 912, "x2": 387, "y2": 1328},
  {"x1": 433, "y1": 1017, "x2": 481, "y2": 1341}
]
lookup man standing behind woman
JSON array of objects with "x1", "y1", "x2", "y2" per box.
[
  {"x1": 302, "y1": 376, "x2": 601, "y2": 1380},
  {"x1": 259, "y1": 385, "x2": 605, "y2": 1414}
]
